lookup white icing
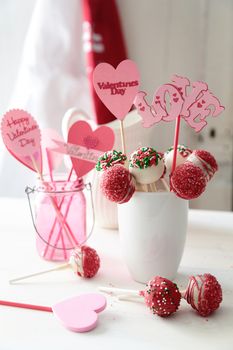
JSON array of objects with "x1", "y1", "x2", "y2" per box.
[
  {"x1": 129, "y1": 159, "x2": 164, "y2": 185},
  {"x1": 164, "y1": 149, "x2": 189, "y2": 173}
]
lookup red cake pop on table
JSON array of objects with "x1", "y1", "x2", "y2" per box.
[
  {"x1": 99, "y1": 276, "x2": 181, "y2": 317},
  {"x1": 171, "y1": 149, "x2": 218, "y2": 199},
  {"x1": 10, "y1": 245, "x2": 100, "y2": 283},
  {"x1": 182, "y1": 274, "x2": 222, "y2": 317},
  {"x1": 69, "y1": 246, "x2": 100, "y2": 278},
  {"x1": 100, "y1": 164, "x2": 136, "y2": 203},
  {"x1": 139, "y1": 276, "x2": 181, "y2": 317}
]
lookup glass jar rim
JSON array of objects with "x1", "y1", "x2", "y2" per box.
[{"x1": 35, "y1": 178, "x2": 85, "y2": 194}]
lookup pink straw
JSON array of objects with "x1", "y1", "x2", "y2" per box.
[
  {"x1": 171, "y1": 115, "x2": 181, "y2": 176},
  {"x1": 0, "y1": 300, "x2": 52, "y2": 313}
]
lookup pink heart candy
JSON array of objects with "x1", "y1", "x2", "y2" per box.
[
  {"x1": 68, "y1": 120, "x2": 115, "y2": 177},
  {"x1": 52, "y1": 293, "x2": 107, "y2": 332},
  {"x1": 93, "y1": 59, "x2": 140, "y2": 120}
]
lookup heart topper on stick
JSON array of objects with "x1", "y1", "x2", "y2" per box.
[
  {"x1": 134, "y1": 75, "x2": 225, "y2": 173},
  {"x1": 93, "y1": 59, "x2": 140, "y2": 154},
  {"x1": 0, "y1": 293, "x2": 106, "y2": 333},
  {"x1": 53, "y1": 120, "x2": 115, "y2": 178},
  {"x1": 1, "y1": 109, "x2": 42, "y2": 173}
]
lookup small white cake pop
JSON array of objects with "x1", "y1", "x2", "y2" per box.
[
  {"x1": 129, "y1": 147, "x2": 164, "y2": 185},
  {"x1": 164, "y1": 144, "x2": 192, "y2": 173}
]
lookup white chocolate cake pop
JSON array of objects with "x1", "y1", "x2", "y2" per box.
[
  {"x1": 129, "y1": 147, "x2": 164, "y2": 185},
  {"x1": 164, "y1": 144, "x2": 192, "y2": 173}
]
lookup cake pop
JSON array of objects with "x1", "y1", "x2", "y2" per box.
[
  {"x1": 182, "y1": 274, "x2": 222, "y2": 317},
  {"x1": 139, "y1": 276, "x2": 181, "y2": 317},
  {"x1": 99, "y1": 276, "x2": 181, "y2": 317},
  {"x1": 9, "y1": 246, "x2": 100, "y2": 283},
  {"x1": 171, "y1": 149, "x2": 218, "y2": 200},
  {"x1": 129, "y1": 147, "x2": 164, "y2": 185},
  {"x1": 100, "y1": 164, "x2": 136, "y2": 203},
  {"x1": 164, "y1": 144, "x2": 192, "y2": 173},
  {"x1": 96, "y1": 150, "x2": 127, "y2": 171}
]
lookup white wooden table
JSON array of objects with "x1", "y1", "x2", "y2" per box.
[{"x1": 0, "y1": 198, "x2": 232, "y2": 350}]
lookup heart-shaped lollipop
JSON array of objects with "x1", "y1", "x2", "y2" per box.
[
  {"x1": 0, "y1": 293, "x2": 106, "y2": 333},
  {"x1": 67, "y1": 120, "x2": 115, "y2": 177},
  {"x1": 93, "y1": 59, "x2": 140, "y2": 121}
]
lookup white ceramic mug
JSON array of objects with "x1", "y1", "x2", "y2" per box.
[{"x1": 118, "y1": 191, "x2": 188, "y2": 283}]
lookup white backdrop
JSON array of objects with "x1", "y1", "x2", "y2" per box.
[{"x1": 0, "y1": 0, "x2": 232, "y2": 210}]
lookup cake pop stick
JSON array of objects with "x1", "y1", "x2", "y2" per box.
[
  {"x1": 0, "y1": 293, "x2": 106, "y2": 333},
  {"x1": 10, "y1": 246, "x2": 100, "y2": 284}
]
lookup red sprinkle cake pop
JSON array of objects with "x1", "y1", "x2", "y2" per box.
[
  {"x1": 100, "y1": 164, "x2": 136, "y2": 203},
  {"x1": 139, "y1": 276, "x2": 181, "y2": 317},
  {"x1": 171, "y1": 149, "x2": 218, "y2": 200},
  {"x1": 69, "y1": 246, "x2": 100, "y2": 278},
  {"x1": 183, "y1": 274, "x2": 222, "y2": 317}
]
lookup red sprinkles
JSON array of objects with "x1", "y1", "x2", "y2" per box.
[{"x1": 100, "y1": 164, "x2": 135, "y2": 203}]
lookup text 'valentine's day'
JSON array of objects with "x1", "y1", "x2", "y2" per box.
[{"x1": 97, "y1": 80, "x2": 139, "y2": 96}]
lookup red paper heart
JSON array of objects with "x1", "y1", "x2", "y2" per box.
[
  {"x1": 93, "y1": 60, "x2": 140, "y2": 120},
  {"x1": 68, "y1": 120, "x2": 115, "y2": 177}
]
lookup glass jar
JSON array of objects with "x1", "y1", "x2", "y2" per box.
[{"x1": 26, "y1": 178, "x2": 94, "y2": 262}]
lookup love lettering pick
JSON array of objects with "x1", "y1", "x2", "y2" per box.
[{"x1": 134, "y1": 75, "x2": 225, "y2": 132}]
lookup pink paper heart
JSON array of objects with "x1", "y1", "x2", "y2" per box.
[
  {"x1": 68, "y1": 120, "x2": 114, "y2": 177},
  {"x1": 52, "y1": 293, "x2": 107, "y2": 332},
  {"x1": 93, "y1": 59, "x2": 140, "y2": 120},
  {"x1": 1, "y1": 109, "x2": 42, "y2": 173}
]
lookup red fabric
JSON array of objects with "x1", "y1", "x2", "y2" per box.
[{"x1": 81, "y1": 0, "x2": 127, "y2": 124}]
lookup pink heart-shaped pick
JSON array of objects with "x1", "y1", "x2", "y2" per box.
[
  {"x1": 52, "y1": 293, "x2": 107, "y2": 332},
  {"x1": 1, "y1": 109, "x2": 42, "y2": 173},
  {"x1": 68, "y1": 120, "x2": 115, "y2": 177},
  {"x1": 93, "y1": 59, "x2": 140, "y2": 120}
]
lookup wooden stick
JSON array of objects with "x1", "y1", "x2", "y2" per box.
[
  {"x1": 119, "y1": 120, "x2": 126, "y2": 154},
  {"x1": 161, "y1": 178, "x2": 170, "y2": 192}
]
